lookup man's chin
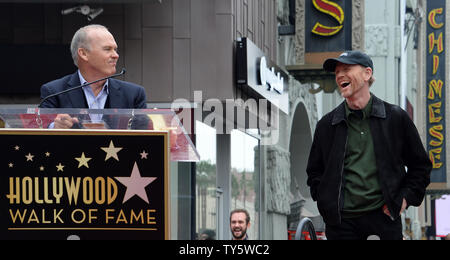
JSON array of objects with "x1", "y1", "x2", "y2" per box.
[
  {"x1": 340, "y1": 90, "x2": 351, "y2": 99},
  {"x1": 107, "y1": 66, "x2": 117, "y2": 75},
  {"x1": 233, "y1": 232, "x2": 246, "y2": 239}
]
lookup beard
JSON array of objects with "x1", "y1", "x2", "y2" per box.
[{"x1": 232, "y1": 227, "x2": 248, "y2": 240}]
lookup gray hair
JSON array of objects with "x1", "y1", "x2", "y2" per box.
[
  {"x1": 369, "y1": 75, "x2": 376, "y2": 87},
  {"x1": 70, "y1": 24, "x2": 109, "y2": 67}
]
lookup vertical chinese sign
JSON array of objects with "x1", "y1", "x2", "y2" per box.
[{"x1": 427, "y1": 0, "x2": 446, "y2": 184}]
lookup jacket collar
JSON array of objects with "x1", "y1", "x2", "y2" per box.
[
  {"x1": 66, "y1": 72, "x2": 123, "y2": 108},
  {"x1": 66, "y1": 72, "x2": 87, "y2": 108},
  {"x1": 106, "y1": 78, "x2": 122, "y2": 108},
  {"x1": 370, "y1": 94, "x2": 387, "y2": 119},
  {"x1": 332, "y1": 94, "x2": 386, "y2": 125}
]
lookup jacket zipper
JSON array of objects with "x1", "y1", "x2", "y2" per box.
[{"x1": 337, "y1": 132, "x2": 348, "y2": 223}]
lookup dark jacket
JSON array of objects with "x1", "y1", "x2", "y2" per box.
[
  {"x1": 40, "y1": 72, "x2": 147, "y2": 109},
  {"x1": 306, "y1": 94, "x2": 431, "y2": 226},
  {"x1": 39, "y1": 72, "x2": 151, "y2": 129}
]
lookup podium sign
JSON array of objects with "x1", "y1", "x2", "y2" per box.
[{"x1": 0, "y1": 129, "x2": 169, "y2": 240}]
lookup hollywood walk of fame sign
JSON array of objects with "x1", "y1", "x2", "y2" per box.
[{"x1": 0, "y1": 129, "x2": 170, "y2": 240}]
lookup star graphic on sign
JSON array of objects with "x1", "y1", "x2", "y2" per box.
[
  {"x1": 45, "y1": 152, "x2": 51, "y2": 157},
  {"x1": 140, "y1": 150, "x2": 149, "y2": 159},
  {"x1": 101, "y1": 140, "x2": 123, "y2": 161},
  {"x1": 25, "y1": 153, "x2": 34, "y2": 162},
  {"x1": 14, "y1": 146, "x2": 20, "y2": 151},
  {"x1": 56, "y1": 163, "x2": 65, "y2": 172},
  {"x1": 114, "y1": 162, "x2": 157, "y2": 204},
  {"x1": 39, "y1": 166, "x2": 45, "y2": 172},
  {"x1": 8, "y1": 163, "x2": 13, "y2": 168},
  {"x1": 75, "y1": 152, "x2": 92, "y2": 168}
]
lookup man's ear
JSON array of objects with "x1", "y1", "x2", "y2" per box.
[
  {"x1": 78, "y1": 48, "x2": 89, "y2": 62},
  {"x1": 364, "y1": 67, "x2": 373, "y2": 81}
]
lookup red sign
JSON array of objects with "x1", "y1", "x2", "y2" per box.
[{"x1": 312, "y1": 0, "x2": 345, "y2": 36}]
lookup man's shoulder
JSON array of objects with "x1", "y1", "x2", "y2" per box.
[
  {"x1": 41, "y1": 72, "x2": 77, "y2": 89},
  {"x1": 380, "y1": 98, "x2": 408, "y2": 118},
  {"x1": 109, "y1": 79, "x2": 147, "y2": 106},
  {"x1": 370, "y1": 96, "x2": 413, "y2": 127},
  {"x1": 110, "y1": 78, "x2": 144, "y2": 91},
  {"x1": 317, "y1": 101, "x2": 345, "y2": 126}
]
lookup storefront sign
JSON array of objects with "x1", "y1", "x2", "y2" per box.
[
  {"x1": 259, "y1": 57, "x2": 284, "y2": 94},
  {"x1": 311, "y1": 0, "x2": 345, "y2": 36},
  {"x1": 0, "y1": 130, "x2": 169, "y2": 240},
  {"x1": 236, "y1": 38, "x2": 289, "y2": 114},
  {"x1": 305, "y1": 0, "x2": 352, "y2": 53},
  {"x1": 426, "y1": 0, "x2": 446, "y2": 184}
]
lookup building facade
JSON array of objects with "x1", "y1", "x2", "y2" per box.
[
  {"x1": 0, "y1": 0, "x2": 318, "y2": 240},
  {"x1": 1, "y1": 0, "x2": 446, "y2": 240}
]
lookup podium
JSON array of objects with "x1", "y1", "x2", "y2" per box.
[{"x1": 0, "y1": 108, "x2": 199, "y2": 240}]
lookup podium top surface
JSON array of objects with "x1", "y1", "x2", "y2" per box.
[{"x1": 0, "y1": 108, "x2": 199, "y2": 162}]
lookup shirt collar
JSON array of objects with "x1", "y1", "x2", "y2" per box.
[
  {"x1": 332, "y1": 94, "x2": 386, "y2": 125},
  {"x1": 78, "y1": 70, "x2": 109, "y2": 94},
  {"x1": 345, "y1": 95, "x2": 373, "y2": 120}
]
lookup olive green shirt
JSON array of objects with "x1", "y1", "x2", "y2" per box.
[{"x1": 342, "y1": 96, "x2": 385, "y2": 218}]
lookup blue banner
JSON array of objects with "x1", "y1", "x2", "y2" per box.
[{"x1": 427, "y1": 0, "x2": 446, "y2": 183}]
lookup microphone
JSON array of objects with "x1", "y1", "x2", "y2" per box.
[{"x1": 39, "y1": 68, "x2": 126, "y2": 108}]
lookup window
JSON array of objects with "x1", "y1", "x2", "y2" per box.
[
  {"x1": 195, "y1": 121, "x2": 217, "y2": 240},
  {"x1": 230, "y1": 129, "x2": 260, "y2": 240}
]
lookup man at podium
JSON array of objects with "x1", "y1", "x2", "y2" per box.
[{"x1": 40, "y1": 24, "x2": 148, "y2": 129}]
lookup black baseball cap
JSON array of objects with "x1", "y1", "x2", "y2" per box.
[{"x1": 323, "y1": 50, "x2": 374, "y2": 73}]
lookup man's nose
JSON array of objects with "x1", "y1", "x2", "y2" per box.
[{"x1": 112, "y1": 50, "x2": 119, "y2": 59}]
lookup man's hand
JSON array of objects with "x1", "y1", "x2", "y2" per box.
[
  {"x1": 54, "y1": 114, "x2": 79, "y2": 129},
  {"x1": 383, "y1": 199, "x2": 408, "y2": 218},
  {"x1": 400, "y1": 198, "x2": 408, "y2": 214}
]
